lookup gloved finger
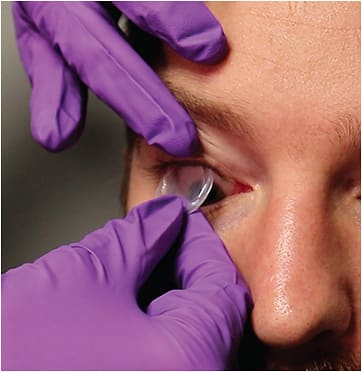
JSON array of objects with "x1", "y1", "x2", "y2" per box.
[
  {"x1": 71, "y1": 195, "x2": 186, "y2": 293},
  {"x1": 176, "y1": 211, "x2": 247, "y2": 290},
  {"x1": 146, "y1": 212, "x2": 251, "y2": 368},
  {"x1": 12, "y1": 3, "x2": 87, "y2": 152},
  {"x1": 17, "y1": 2, "x2": 198, "y2": 156},
  {"x1": 114, "y1": 2, "x2": 227, "y2": 64}
]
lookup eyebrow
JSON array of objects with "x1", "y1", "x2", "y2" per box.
[
  {"x1": 163, "y1": 79, "x2": 258, "y2": 143},
  {"x1": 164, "y1": 79, "x2": 361, "y2": 153}
]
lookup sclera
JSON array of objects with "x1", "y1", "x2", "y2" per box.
[{"x1": 156, "y1": 165, "x2": 214, "y2": 213}]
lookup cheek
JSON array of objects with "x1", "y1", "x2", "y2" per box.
[
  {"x1": 201, "y1": 191, "x2": 260, "y2": 272},
  {"x1": 202, "y1": 192, "x2": 257, "y2": 236}
]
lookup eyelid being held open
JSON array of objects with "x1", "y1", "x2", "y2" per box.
[
  {"x1": 202, "y1": 186, "x2": 257, "y2": 235},
  {"x1": 200, "y1": 168, "x2": 256, "y2": 235}
]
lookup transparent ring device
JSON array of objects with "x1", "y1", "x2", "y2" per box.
[{"x1": 156, "y1": 165, "x2": 214, "y2": 213}]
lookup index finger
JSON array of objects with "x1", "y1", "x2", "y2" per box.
[
  {"x1": 20, "y1": 2, "x2": 198, "y2": 157},
  {"x1": 176, "y1": 211, "x2": 246, "y2": 290}
]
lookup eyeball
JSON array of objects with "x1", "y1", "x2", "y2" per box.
[{"x1": 156, "y1": 165, "x2": 214, "y2": 213}]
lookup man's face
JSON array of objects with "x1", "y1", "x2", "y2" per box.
[{"x1": 127, "y1": 2, "x2": 361, "y2": 370}]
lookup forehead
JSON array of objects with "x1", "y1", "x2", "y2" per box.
[{"x1": 161, "y1": 2, "x2": 360, "y2": 141}]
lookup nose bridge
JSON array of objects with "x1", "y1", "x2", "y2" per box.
[
  {"x1": 269, "y1": 196, "x2": 300, "y2": 317},
  {"x1": 266, "y1": 190, "x2": 327, "y2": 314},
  {"x1": 250, "y1": 182, "x2": 350, "y2": 347},
  {"x1": 259, "y1": 185, "x2": 324, "y2": 309}
]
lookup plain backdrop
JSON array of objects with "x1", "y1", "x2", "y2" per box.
[{"x1": 2, "y1": 2, "x2": 127, "y2": 272}]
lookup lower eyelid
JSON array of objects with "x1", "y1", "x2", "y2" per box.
[
  {"x1": 202, "y1": 192, "x2": 256, "y2": 234},
  {"x1": 203, "y1": 188, "x2": 248, "y2": 214},
  {"x1": 201, "y1": 199, "x2": 228, "y2": 219}
]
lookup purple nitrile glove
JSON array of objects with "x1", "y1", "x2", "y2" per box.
[
  {"x1": 12, "y1": 2, "x2": 227, "y2": 156},
  {"x1": 2, "y1": 196, "x2": 251, "y2": 370}
]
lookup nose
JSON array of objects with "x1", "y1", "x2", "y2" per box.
[{"x1": 241, "y1": 185, "x2": 352, "y2": 348}]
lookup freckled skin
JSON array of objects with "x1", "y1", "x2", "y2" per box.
[{"x1": 127, "y1": 2, "x2": 360, "y2": 370}]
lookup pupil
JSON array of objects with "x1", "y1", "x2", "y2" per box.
[{"x1": 203, "y1": 183, "x2": 226, "y2": 206}]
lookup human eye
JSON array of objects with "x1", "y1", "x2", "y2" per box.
[
  {"x1": 203, "y1": 179, "x2": 227, "y2": 206},
  {"x1": 203, "y1": 171, "x2": 235, "y2": 206},
  {"x1": 152, "y1": 160, "x2": 252, "y2": 209}
]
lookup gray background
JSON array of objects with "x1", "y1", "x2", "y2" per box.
[{"x1": 2, "y1": 2, "x2": 127, "y2": 272}]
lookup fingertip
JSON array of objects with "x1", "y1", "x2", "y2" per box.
[
  {"x1": 182, "y1": 25, "x2": 229, "y2": 64},
  {"x1": 201, "y1": 32, "x2": 229, "y2": 64},
  {"x1": 30, "y1": 105, "x2": 84, "y2": 152},
  {"x1": 156, "y1": 124, "x2": 200, "y2": 158}
]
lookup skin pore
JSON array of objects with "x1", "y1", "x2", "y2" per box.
[{"x1": 126, "y1": 2, "x2": 360, "y2": 370}]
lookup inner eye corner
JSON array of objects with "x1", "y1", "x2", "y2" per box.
[{"x1": 233, "y1": 182, "x2": 253, "y2": 194}]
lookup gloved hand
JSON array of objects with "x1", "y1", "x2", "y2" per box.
[
  {"x1": 12, "y1": 2, "x2": 227, "y2": 156},
  {"x1": 2, "y1": 196, "x2": 251, "y2": 370}
]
